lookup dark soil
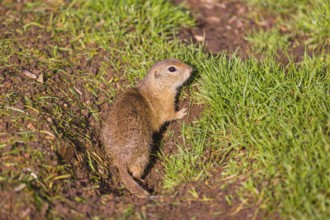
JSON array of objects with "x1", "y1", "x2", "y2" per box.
[{"x1": 174, "y1": 0, "x2": 268, "y2": 56}]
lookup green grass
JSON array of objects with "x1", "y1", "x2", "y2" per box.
[
  {"x1": 164, "y1": 52, "x2": 330, "y2": 218},
  {"x1": 244, "y1": 0, "x2": 330, "y2": 50},
  {"x1": 56, "y1": 0, "x2": 194, "y2": 81},
  {"x1": 1, "y1": 0, "x2": 330, "y2": 219},
  {"x1": 245, "y1": 0, "x2": 310, "y2": 14},
  {"x1": 245, "y1": 28, "x2": 289, "y2": 56},
  {"x1": 162, "y1": 120, "x2": 208, "y2": 188},
  {"x1": 294, "y1": 0, "x2": 330, "y2": 47}
]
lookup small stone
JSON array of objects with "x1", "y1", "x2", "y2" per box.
[
  {"x1": 14, "y1": 183, "x2": 26, "y2": 192},
  {"x1": 22, "y1": 69, "x2": 37, "y2": 79},
  {"x1": 194, "y1": 35, "x2": 205, "y2": 42},
  {"x1": 37, "y1": 73, "x2": 44, "y2": 83},
  {"x1": 2, "y1": 80, "x2": 12, "y2": 88},
  {"x1": 30, "y1": 172, "x2": 38, "y2": 179},
  {"x1": 27, "y1": 123, "x2": 36, "y2": 131}
]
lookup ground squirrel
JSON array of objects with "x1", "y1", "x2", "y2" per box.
[{"x1": 101, "y1": 58, "x2": 192, "y2": 198}]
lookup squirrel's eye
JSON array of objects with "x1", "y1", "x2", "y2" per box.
[{"x1": 168, "y1": 66, "x2": 177, "y2": 72}]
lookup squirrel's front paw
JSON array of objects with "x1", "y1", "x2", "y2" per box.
[{"x1": 176, "y1": 108, "x2": 187, "y2": 120}]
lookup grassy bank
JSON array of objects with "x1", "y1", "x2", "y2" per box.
[
  {"x1": 166, "y1": 54, "x2": 330, "y2": 218},
  {"x1": 163, "y1": 0, "x2": 330, "y2": 218},
  {"x1": 1, "y1": 0, "x2": 329, "y2": 219}
]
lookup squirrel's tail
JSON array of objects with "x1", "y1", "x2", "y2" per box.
[{"x1": 117, "y1": 164, "x2": 150, "y2": 198}]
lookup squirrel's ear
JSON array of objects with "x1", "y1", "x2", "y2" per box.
[{"x1": 154, "y1": 70, "x2": 161, "y2": 79}]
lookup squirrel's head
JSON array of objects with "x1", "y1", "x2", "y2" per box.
[{"x1": 146, "y1": 58, "x2": 193, "y2": 90}]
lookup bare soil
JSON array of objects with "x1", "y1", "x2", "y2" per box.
[{"x1": 174, "y1": 0, "x2": 274, "y2": 57}]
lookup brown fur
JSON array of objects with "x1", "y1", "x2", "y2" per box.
[{"x1": 101, "y1": 58, "x2": 192, "y2": 198}]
